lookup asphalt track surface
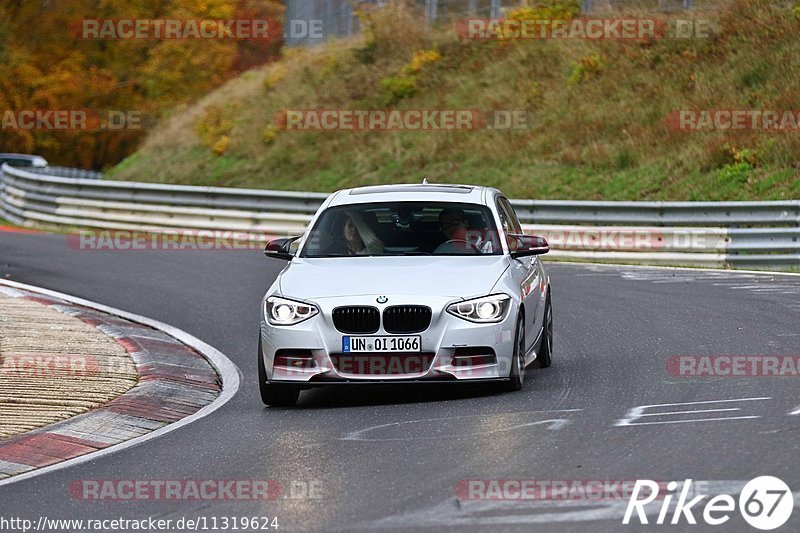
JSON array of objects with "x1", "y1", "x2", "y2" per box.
[{"x1": 1, "y1": 229, "x2": 799, "y2": 532}]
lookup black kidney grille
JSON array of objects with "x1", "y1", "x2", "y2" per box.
[
  {"x1": 332, "y1": 306, "x2": 380, "y2": 334},
  {"x1": 383, "y1": 306, "x2": 432, "y2": 334}
]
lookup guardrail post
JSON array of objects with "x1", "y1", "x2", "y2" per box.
[
  {"x1": 490, "y1": 0, "x2": 500, "y2": 19},
  {"x1": 795, "y1": 200, "x2": 800, "y2": 228},
  {"x1": 425, "y1": 0, "x2": 437, "y2": 23},
  {"x1": 344, "y1": 2, "x2": 353, "y2": 35},
  {"x1": 323, "y1": 0, "x2": 333, "y2": 35}
]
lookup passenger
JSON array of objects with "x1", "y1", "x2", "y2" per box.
[
  {"x1": 333, "y1": 212, "x2": 384, "y2": 256},
  {"x1": 343, "y1": 216, "x2": 366, "y2": 255}
]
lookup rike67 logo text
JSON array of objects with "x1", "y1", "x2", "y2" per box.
[{"x1": 624, "y1": 477, "x2": 793, "y2": 530}]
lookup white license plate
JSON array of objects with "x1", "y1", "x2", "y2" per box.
[{"x1": 342, "y1": 335, "x2": 421, "y2": 353}]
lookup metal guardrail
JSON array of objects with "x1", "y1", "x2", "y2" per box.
[
  {"x1": 284, "y1": 0, "x2": 722, "y2": 47},
  {"x1": 35, "y1": 166, "x2": 104, "y2": 180},
  {"x1": 513, "y1": 200, "x2": 800, "y2": 227},
  {"x1": 1, "y1": 164, "x2": 798, "y2": 269}
]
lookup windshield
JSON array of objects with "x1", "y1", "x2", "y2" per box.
[
  {"x1": 300, "y1": 202, "x2": 503, "y2": 257},
  {"x1": 0, "y1": 158, "x2": 33, "y2": 167}
]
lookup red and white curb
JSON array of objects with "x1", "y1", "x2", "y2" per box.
[
  {"x1": 0, "y1": 279, "x2": 240, "y2": 486},
  {"x1": 0, "y1": 225, "x2": 41, "y2": 234}
]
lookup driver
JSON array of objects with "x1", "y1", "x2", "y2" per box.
[
  {"x1": 438, "y1": 208, "x2": 468, "y2": 241},
  {"x1": 437, "y1": 207, "x2": 492, "y2": 253},
  {"x1": 434, "y1": 208, "x2": 479, "y2": 253}
]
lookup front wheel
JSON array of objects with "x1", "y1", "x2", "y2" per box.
[
  {"x1": 501, "y1": 315, "x2": 525, "y2": 392},
  {"x1": 258, "y1": 339, "x2": 300, "y2": 406},
  {"x1": 536, "y1": 293, "x2": 553, "y2": 369}
]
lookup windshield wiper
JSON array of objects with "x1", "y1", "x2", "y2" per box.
[
  {"x1": 401, "y1": 251, "x2": 432, "y2": 255},
  {"x1": 313, "y1": 253, "x2": 385, "y2": 257}
]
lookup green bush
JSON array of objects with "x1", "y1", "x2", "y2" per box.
[
  {"x1": 380, "y1": 75, "x2": 418, "y2": 105},
  {"x1": 195, "y1": 104, "x2": 238, "y2": 155},
  {"x1": 568, "y1": 54, "x2": 607, "y2": 85},
  {"x1": 717, "y1": 162, "x2": 753, "y2": 184}
]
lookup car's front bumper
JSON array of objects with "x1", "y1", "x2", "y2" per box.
[{"x1": 260, "y1": 294, "x2": 518, "y2": 384}]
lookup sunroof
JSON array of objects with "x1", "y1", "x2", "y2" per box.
[{"x1": 349, "y1": 185, "x2": 473, "y2": 195}]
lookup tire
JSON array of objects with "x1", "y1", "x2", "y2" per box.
[
  {"x1": 536, "y1": 293, "x2": 553, "y2": 369},
  {"x1": 258, "y1": 338, "x2": 300, "y2": 407},
  {"x1": 501, "y1": 314, "x2": 525, "y2": 392}
]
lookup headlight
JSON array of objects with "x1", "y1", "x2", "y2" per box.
[
  {"x1": 447, "y1": 294, "x2": 511, "y2": 323},
  {"x1": 265, "y1": 296, "x2": 318, "y2": 326}
]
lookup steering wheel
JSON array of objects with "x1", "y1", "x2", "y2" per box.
[{"x1": 433, "y1": 239, "x2": 481, "y2": 254}]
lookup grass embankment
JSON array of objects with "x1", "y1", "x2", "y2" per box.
[{"x1": 109, "y1": 0, "x2": 800, "y2": 200}]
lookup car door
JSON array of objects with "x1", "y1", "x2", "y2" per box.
[{"x1": 496, "y1": 196, "x2": 542, "y2": 358}]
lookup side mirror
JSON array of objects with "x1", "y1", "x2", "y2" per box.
[
  {"x1": 264, "y1": 236, "x2": 302, "y2": 261},
  {"x1": 507, "y1": 234, "x2": 549, "y2": 258}
]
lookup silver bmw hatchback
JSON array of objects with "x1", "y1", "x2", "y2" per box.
[{"x1": 258, "y1": 183, "x2": 553, "y2": 406}]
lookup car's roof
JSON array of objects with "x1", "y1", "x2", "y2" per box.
[
  {"x1": 0, "y1": 153, "x2": 44, "y2": 160},
  {"x1": 0, "y1": 153, "x2": 48, "y2": 166},
  {"x1": 327, "y1": 183, "x2": 502, "y2": 207}
]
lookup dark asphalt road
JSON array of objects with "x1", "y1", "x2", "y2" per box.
[{"x1": 1, "y1": 229, "x2": 799, "y2": 532}]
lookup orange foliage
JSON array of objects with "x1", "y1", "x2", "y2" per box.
[{"x1": 0, "y1": 0, "x2": 284, "y2": 169}]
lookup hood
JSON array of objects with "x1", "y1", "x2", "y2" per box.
[{"x1": 279, "y1": 256, "x2": 510, "y2": 300}]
